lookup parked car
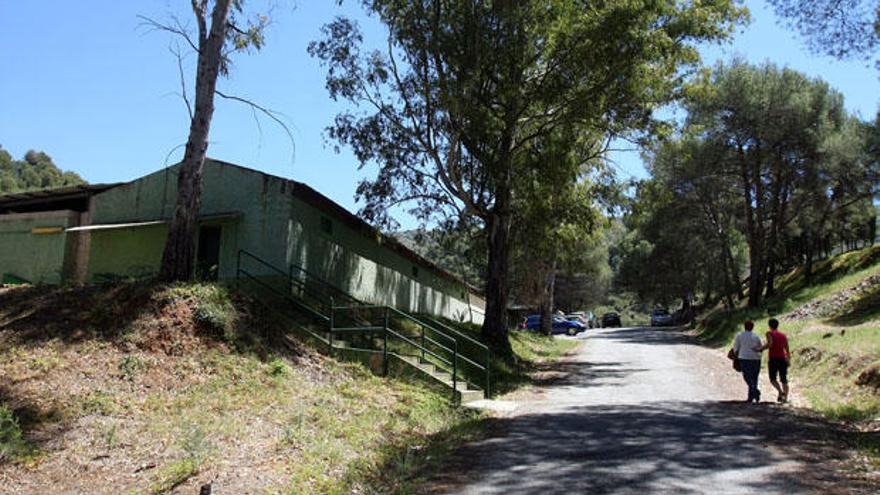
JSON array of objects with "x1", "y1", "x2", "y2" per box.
[
  {"x1": 521, "y1": 314, "x2": 588, "y2": 336},
  {"x1": 600, "y1": 312, "x2": 622, "y2": 328},
  {"x1": 565, "y1": 313, "x2": 590, "y2": 329},
  {"x1": 566, "y1": 311, "x2": 597, "y2": 329},
  {"x1": 650, "y1": 308, "x2": 674, "y2": 327}
]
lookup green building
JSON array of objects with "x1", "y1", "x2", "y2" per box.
[{"x1": 0, "y1": 160, "x2": 485, "y2": 324}]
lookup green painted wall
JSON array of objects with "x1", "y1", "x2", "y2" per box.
[
  {"x1": 84, "y1": 160, "x2": 483, "y2": 323},
  {"x1": 88, "y1": 162, "x2": 290, "y2": 281},
  {"x1": 88, "y1": 224, "x2": 168, "y2": 281},
  {"x1": 286, "y1": 196, "x2": 482, "y2": 323},
  {"x1": 0, "y1": 211, "x2": 77, "y2": 284}
]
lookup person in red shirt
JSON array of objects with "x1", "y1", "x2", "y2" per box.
[{"x1": 758, "y1": 318, "x2": 790, "y2": 403}]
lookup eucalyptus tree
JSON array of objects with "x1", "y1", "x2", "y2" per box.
[
  {"x1": 142, "y1": 1, "x2": 273, "y2": 281},
  {"x1": 310, "y1": 0, "x2": 745, "y2": 350},
  {"x1": 508, "y1": 129, "x2": 606, "y2": 334}
]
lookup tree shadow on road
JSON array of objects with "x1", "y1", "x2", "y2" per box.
[
  {"x1": 591, "y1": 326, "x2": 697, "y2": 347},
  {"x1": 531, "y1": 360, "x2": 649, "y2": 388},
  {"x1": 419, "y1": 400, "x2": 878, "y2": 495}
]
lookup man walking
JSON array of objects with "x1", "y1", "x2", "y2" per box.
[
  {"x1": 758, "y1": 318, "x2": 790, "y2": 403},
  {"x1": 733, "y1": 320, "x2": 763, "y2": 403}
]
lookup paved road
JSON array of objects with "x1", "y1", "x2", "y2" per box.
[{"x1": 433, "y1": 326, "x2": 868, "y2": 495}]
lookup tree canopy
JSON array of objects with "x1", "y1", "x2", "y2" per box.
[
  {"x1": 769, "y1": 0, "x2": 880, "y2": 61},
  {"x1": 619, "y1": 61, "x2": 879, "y2": 310},
  {"x1": 311, "y1": 0, "x2": 746, "y2": 350},
  {"x1": 0, "y1": 147, "x2": 85, "y2": 194}
]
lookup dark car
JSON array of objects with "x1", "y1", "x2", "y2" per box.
[
  {"x1": 600, "y1": 312, "x2": 622, "y2": 328},
  {"x1": 521, "y1": 314, "x2": 587, "y2": 336},
  {"x1": 650, "y1": 308, "x2": 674, "y2": 327}
]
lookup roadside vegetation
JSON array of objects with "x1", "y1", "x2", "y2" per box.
[
  {"x1": 0, "y1": 282, "x2": 575, "y2": 494},
  {"x1": 699, "y1": 245, "x2": 880, "y2": 423}
]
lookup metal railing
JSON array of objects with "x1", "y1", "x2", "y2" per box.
[
  {"x1": 424, "y1": 316, "x2": 492, "y2": 398},
  {"x1": 235, "y1": 249, "x2": 490, "y2": 402}
]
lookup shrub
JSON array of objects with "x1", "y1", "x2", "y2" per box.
[
  {"x1": 186, "y1": 285, "x2": 237, "y2": 341},
  {"x1": 118, "y1": 355, "x2": 146, "y2": 381},
  {"x1": 267, "y1": 358, "x2": 290, "y2": 377},
  {"x1": 0, "y1": 405, "x2": 28, "y2": 462}
]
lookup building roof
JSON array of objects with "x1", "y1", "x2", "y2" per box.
[{"x1": 0, "y1": 183, "x2": 123, "y2": 214}]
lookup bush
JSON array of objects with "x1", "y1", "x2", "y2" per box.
[
  {"x1": 267, "y1": 358, "x2": 290, "y2": 377},
  {"x1": 167, "y1": 284, "x2": 238, "y2": 340},
  {"x1": 0, "y1": 405, "x2": 28, "y2": 462},
  {"x1": 118, "y1": 355, "x2": 146, "y2": 381}
]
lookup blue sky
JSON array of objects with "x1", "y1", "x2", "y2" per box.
[{"x1": 1, "y1": 1, "x2": 877, "y2": 227}]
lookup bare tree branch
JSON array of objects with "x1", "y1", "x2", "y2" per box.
[
  {"x1": 214, "y1": 89, "x2": 296, "y2": 162},
  {"x1": 137, "y1": 14, "x2": 200, "y2": 54},
  {"x1": 170, "y1": 44, "x2": 194, "y2": 120}
]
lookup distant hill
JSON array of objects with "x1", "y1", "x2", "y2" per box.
[{"x1": 0, "y1": 146, "x2": 85, "y2": 194}]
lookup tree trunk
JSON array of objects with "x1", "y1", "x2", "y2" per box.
[
  {"x1": 739, "y1": 145, "x2": 765, "y2": 308},
  {"x1": 538, "y1": 261, "x2": 557, "y2": 335},
  {"x1": 482, "y1": 190, "x2": 513, "y2": 355},
  {"x1": 804, "y1": 233, "x2": 814, "y2": 282},
  {"x1": 158, "y1": 0, "x2": 233, "y2": 282}
]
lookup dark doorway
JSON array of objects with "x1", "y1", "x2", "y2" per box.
[{"x1": 196, "y1": 225, "x2": 222, "y2": 281}]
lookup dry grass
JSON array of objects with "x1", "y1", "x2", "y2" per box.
[
  {"x1": 0, "y1": 282, "x2": 575, "y2": 494},
  {"x1": 0, "y1": 283, "x2": 483, "y2": 494}
]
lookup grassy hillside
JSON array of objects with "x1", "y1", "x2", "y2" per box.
[
  {"x1": 699, "y1": 245, "x2": 880, "y2": 421},
  {"x1": 0, "y1": 283, "x2": 576, "y2": 494}
]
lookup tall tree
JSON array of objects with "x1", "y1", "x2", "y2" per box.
[
  {"x1": 624, "y1": 62, "x2": 876, "y2": 310},
  {"x1": 685, "y1": 62, "x2": 851, "y2": 306},
  {"x1": 310, "y1": 0, "x2": 745, "y2": 351},
  {"x1": 509, "y1": 127, "x2": 608, "y2": 334},
  {"x1": 144, "y1": 1, "x2": 269, "y2": 281}
]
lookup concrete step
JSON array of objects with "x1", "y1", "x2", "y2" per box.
[{"x1": 458, "y1": 389, "x2": 485, "y2": 404}]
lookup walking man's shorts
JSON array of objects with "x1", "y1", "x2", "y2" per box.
[{"x1": 769, "y1": 357, "x2": 788, "y2": 384}]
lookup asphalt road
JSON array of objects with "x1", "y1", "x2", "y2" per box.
[{"x1": 432, "y1": 326, "x2": 870, "y2": 495}]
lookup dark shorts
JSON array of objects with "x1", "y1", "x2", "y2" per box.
[{"x1": 769, "y1": 357, "x2": 788, "y2": 384}]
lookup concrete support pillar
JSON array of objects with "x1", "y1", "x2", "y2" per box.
[{"x1": 63, "y1": 197, "x2": 95, "y2": 285}]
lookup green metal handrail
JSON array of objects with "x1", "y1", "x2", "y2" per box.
[{"x1": 236, "y1": 249, "x2": 488, "y2": 401}]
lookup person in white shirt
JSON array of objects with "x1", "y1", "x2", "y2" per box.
[{"x1": 733, "y1": 320, "x2": 763, "y2": 403}]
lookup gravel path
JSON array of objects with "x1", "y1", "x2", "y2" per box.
[{"x1": 426, "y1": 326, "x2": 875, "y2": 494}]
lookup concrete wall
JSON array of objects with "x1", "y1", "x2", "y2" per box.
[{"x1": 0, "y1": 210, "x2": 78, "y2": 284}]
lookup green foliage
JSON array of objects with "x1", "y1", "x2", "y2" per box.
[
  {"x1": 150, "y1": 458, "x2": 199, "y2": 494},
  {"x1": 267, "y1": 357, "x2": 290, "y2": 377},
  {"x1": 623, "y1": 61, "x2": 877, "y2": 310},
  {"x1": 0, "y1": 405, "x2": 30, "y2": 463},
  {"x1": 167, "y1": 284, "x2": 238, "y2": 340},
  {"x1": 0, "y1": 146, "x2": 85, "y2": 194},
  {"x1": 118, "y1": 355, "x2": 146, "y2": 381},
  {"x1": 768, "y1": 0, "x2": 879, "y2": 61},
  {"x1": 311, "y1": 0, "x2": 746, "y2": 343}
]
